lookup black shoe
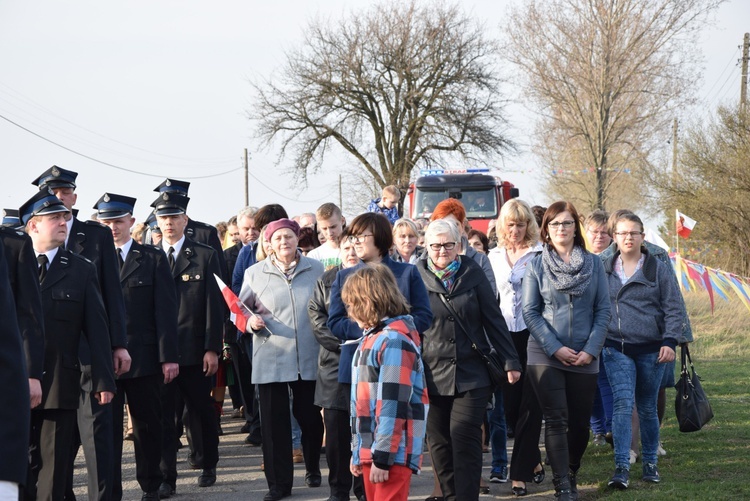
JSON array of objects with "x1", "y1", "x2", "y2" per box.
[
  {"x1": 141, "y1": 492, "x2": 160, "y2": 501},
  {"x1": 511, "y1": 485, "x2": 527, "y2": 496},
  {"x1": 642, "y1": 463, "x2": 661, "y2": 483},
  {"x1": 533, "y1": 465, "x2": 545, "y2": 484},
  {"x1": 305, "y1": 472, "x2": 322, "y2": 487},
  {"x1": 608, "y1": 467, "x2": 629, "y2": 490},
  {"x1": 244, "y1": 434, "x2": 262, "y2": 446},
  {"x1": 479, "y1": 485, "x2": 490, "y2": 494},
  {"x1": 157, "y1": 482, "x2": 175, "y2": 499},
  {"x1": 553, "y1": 475, "x2": 572, "y2": 501},
  {"x1": 569, "y1": 470, "x2": 578, "y2": 500},
  {"x1": 240, "y1": 422, "x2": 251, "y2": 433},
  {"x1": 198, "y1": 468, "x2": 216, "y2": 487},
  {"x1": 263, "y1": 488, "x2": 292, "y2": 501},
  {"x1": 605, "y1": 431, "x2": 614, "y2": 448},
  {"x1": 217, "y1": 424, "x2": 224, "y2": 436},
  {"x1": 187, "y1": 452, "x2": 201, "y2": 469}
]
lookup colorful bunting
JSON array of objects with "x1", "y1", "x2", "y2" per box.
[{"x1": 671, "y1": 254, "x2": 750, "y2": 314}]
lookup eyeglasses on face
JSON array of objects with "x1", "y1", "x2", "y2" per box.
[
  {"x1": 429, "y1": 242, "x2": 456, "y2": 251},
  {"x1": 548, "y1": 220, "x2": 576, "y2": 229},
  {"x1": 348, "y1": 234, "x2": 373, "y2": 244},
  {"x1": 614, "y1": 231, "x2": 643, "y2": 238}
]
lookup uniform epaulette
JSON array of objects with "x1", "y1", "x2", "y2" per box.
[{"x1": 83, "y1": 219, "x2": 108, "y2": 229}]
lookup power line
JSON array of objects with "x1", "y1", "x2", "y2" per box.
[
  {"x1": 246, "y1": 169, "x2": 332, "y2": 204},
  {"x1": 704, "y1": 47, "x2": 740, "y2": 98},
  {"x1": 0, "y1": 112, "x2": 242, "y2": 179}
]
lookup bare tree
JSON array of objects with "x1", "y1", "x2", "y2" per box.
[
  {"x1": 657, "y1": 105, "x2": 750, "y2": 274},
  {"x1": 505, "y1": 0, "x2": 723, "y2": 211},
  {"x1": 250, "y1": 0, "x2": 514, "y2": 200}
]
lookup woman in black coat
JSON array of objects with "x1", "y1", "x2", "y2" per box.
[{"x1": 416, "y1": 218, "x2": 522, "y2": 501}]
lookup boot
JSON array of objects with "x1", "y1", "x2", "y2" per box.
[
  {"x1": 553, "y1": 474, "x2": 572, "y2": 501},
  {"x1": 568, "y1": 470, "x2": 578, "y2": 501}
]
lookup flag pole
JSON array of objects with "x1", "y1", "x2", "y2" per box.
[{"x1": 675, "y1": 209, "x2": 680, "y2": 256}]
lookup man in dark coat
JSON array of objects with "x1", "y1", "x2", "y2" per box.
[
  {"x1": 0, "y1": 235, "x2": 31, "y2": 501},
  {"x1": 152, "y1": 192, "x2": 223, "y2": 497},
  {"x1": 20, "y1": 190, "x2": 116, "y2": 501},
  {"x1": 94, "y1": 193, "x2": 180, "y2": 501},
  {"x1": 31, "y1": 166, "x2": 130, "y2": 501},
  {"x1": 0, "y1": 225, "x2": 45, "y2": 410}
]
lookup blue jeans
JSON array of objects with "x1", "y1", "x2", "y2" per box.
[
  {"x1": 603, "y1": 348, "x2": 665, "y2": 468},
  {"x1": 488, "y1": 389, "x2": 508, "y2": 469},
  {"x1": 590, "y1": 358, "x2": 613, "y2": 435}
]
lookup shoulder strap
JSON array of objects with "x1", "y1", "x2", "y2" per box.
[{"x1": 438, "y1": 293, "x2": 485, "y2": 351}]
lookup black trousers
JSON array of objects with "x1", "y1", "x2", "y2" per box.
[
  {"x1": 234, "y1": 338, "x2": 261, "y2": 440},
  {"x1": 27, "y1": 408, "x2": 78, "y2": 501},
  {"x1": 527, "y1": 365, "x2": 598, "y2": 478},
  {"x1": 160, "y1": 365, "x2": 219, "y2": 486},
  {"x1": 324, "y1": 405, "x2": 364, "y2": 499},
  {"x1": 65, "y1": 366, "x2": 114, "y2": 501},
  {"x1": 112, "y1": 374, "x2": 163, "y2": 498},
  {"x1": 427, "y1": 386, "x2": 492, "y2": 501},
  {"x1": 258, "y1": 379, "x2": 323, "y2": 493},
  {"x1": 503, "y1": 330, "x2": 529, "y2": 429}
]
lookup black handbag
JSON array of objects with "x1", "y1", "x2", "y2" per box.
[
  {"x1": 674, "y1": 344, "x2": 714, "y2": 432},
  {"x1": 438, "y1": 294, "x2": 506, "y2": 388}
]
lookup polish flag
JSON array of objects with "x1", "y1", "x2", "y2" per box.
[
  {"x1": 676, "y1": 210, "x2": 697, "y2": 239},
  {"x1": 214, "y1": 274, "x2": 253, "y2": 333}
]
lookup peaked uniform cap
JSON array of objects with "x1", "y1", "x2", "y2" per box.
[
  {"x1": 151, "y1": 192, "x2": 189, "y2": 216},
  {"x1": 93, "y1": 193, "x2": 137, "y2": 220},
  {"x1": 154, "y1": 178, "x2": 190, "y2": 194},
  {"x1": 2, "y1": 209, "x2": 21, "y2": 227},
  {"x1": 31, "y1": 165, "x2": 78, "y2": 190},
  {"x1": 19, "y1": 189, "x2": 70, "y2": 224}
]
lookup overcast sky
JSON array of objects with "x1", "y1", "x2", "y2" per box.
[{"x1": 1, "y1": 0, "x2": 747, "y2": 225}]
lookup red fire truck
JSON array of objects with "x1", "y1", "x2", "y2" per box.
[{"x1": 404, "y1": 168, "x2": 519, "y2": 233}]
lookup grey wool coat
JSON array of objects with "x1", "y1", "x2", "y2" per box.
[{"x1": 239, "y1": 254, "x2": 324, "y2": 385}]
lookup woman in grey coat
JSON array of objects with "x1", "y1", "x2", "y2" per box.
[{"x1": 239, "y1": 218, "x2": 325, "y2": 501}]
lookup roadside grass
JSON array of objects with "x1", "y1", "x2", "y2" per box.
[{"x1": 577, "y1": 292, "x2": 750, "y2": 499}]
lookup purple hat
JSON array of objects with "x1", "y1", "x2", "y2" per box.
[{"x1": 264, "y1": 218, "x2": 300, "y2": 242}]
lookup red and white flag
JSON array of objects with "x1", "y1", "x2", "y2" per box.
[
  {"x1": 214, "y1": 274, "x2": 253, "y2": 334},
  {"x1": 676, "y1": 210, "x2": 697, "y2": 239}
]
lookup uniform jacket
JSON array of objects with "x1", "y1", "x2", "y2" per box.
[
  {"x1": 602, "y1": 248, "x2": 682, "y2": 354},
  {"x1": 119, "y1": 240, "x2": 179, "y2": 379},
  {"x1": 39, "y1": 249, "x2": 116, "y2": 409},
  {"x1": 186, "y1": 218, "x2": 227, "y2": 281},
  {"x1": 308, "y1": 265, "x2": 348, "y2": 410},
  {"x1": 521, "y1": 251, "x2": 610, "y2": 361},
  {"x1": 239, "y1": 255, "x2": 324, "y2": 384},
  {"x1": 0, "y1": 239, "x2": 31, "y2": 485},
  {"x1": 351, "y1": 315, "x2": 428, "y2": 473},
  {"x1": 170, "y1": 238, "x2": 224, "y2": 366},
  {"x1": 0, "y1": 227, "x2": 45, "y2": 380},
  {"x1": 328, "y1": 256, "x2": 434, "y2": 383},
  {"x1": 417, "y1": 257, "x2": 521, "y2": 396},
  {"x1": 69, "y1": 218, "x2": 128, "y2": 354}
]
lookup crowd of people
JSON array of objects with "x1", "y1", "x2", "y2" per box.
[{"x1": 0, "y1": 173, "x2": 692, "y2": 501}]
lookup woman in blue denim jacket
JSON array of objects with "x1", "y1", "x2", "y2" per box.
[
  {"x1": 522, "y1": 201, "x2": 610, "y2": 500},
  {"x1": 601, "y1": 212, "x2": 680, "y2": 490}
]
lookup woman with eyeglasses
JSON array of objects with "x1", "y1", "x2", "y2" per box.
[
  {"x1": 521, "y1": 201, "x2": 610, "y2": 501},
  {"x1": 601, "y1": 212, "x2": 680, "y2": 490},
  {"x1": 416, "y1": 218, "x2": 521, "y2": 501}
]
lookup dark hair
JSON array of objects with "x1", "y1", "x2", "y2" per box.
[
  {"x1": 227, "y1": 215, "x2": 238, "y2": 226},
  {"x1": 540, "y1": 201, "x2": 586, "y2": 249},
  {"x1": 254, "y1": 204, "x2": 288, "y2": 230},
  {"x1": 347, "y1": 212, "x2": 393, "y2": 257},
  {"x1": 584, "y1": 210, "x2": 609, "y2": 231},
  {"x1": 467, "y1": 229, "x2": 489, "y2": 253},
  {"x1": 531, "y1": 205, "x2": 546, "y2": 228},
  {"x1": 297, "y1": 226, "x2": 320, "y2": 250},
  {"x1": 612, "y1": 212, "x2": 644, "y2": 234}
]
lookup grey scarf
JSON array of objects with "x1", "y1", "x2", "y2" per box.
[{"x1": 541, "y1": 244, "x2": 593, "y2": 297}]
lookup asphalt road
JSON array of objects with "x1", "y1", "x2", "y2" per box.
[{"x1": 72, "y1": 411, "x2": 564, "y2": 500}]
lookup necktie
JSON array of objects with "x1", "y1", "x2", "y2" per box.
[
  {"x1": 37, "y1": 254, "x2": 49, "y2": 283},
  {"x1": 117, "y1": 248, "x2": 125, "y2": 269},
  {"x1": 167, "y1": 246, "x2": 175, "y2": 271}
]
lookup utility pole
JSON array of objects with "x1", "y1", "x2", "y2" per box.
[
  {"x1": 338, "y1": 174, "x2": 343, "y2": 213},
  {"x1": 243, "y1": 148, "x2": 249, "y2": 206},
  {"x1": 672, "y1": 118, "x2": 678, "y2": 178},
  {"x1": 740, "y1": 33, "x2": 749, "y2": 116}
]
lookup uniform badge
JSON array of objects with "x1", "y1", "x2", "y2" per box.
[
  {"x1": 103, "y1": 193, "x2": 110, "y2": 202},
  {"x1": 51, "y1": 166, "x2": 60, "y2": 177},
  {"x1": 162, "y1": 193, "x2": 169, "y2": 201},
  {"x1": 166, "y1": 179, "x2": 172, "y2": 186},
  {"x1": 195, "y1": 274, "x2": 201, "y2": 280},
  {"x1": 182, "y1": 274, "x2": 190, "y2": 281}
]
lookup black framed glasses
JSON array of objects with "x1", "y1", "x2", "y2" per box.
[
  {"x1": 348, "y1": 234, "x2": 373, "y2": 244},
  {"x1": 548, "y1": 220, "x2": 576, "y2": 229},
  {"x1": 614, "y1": 231, "x2": 643, "y2": 238},
  {"x1": 429, "y1": 242, "x2": 457, "y2": 251}
]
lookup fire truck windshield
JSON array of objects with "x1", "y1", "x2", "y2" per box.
[{"x1": 413, "y1": 187, "x2": 497, "y2": 219}]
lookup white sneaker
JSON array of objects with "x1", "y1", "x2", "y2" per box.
[
  {"x1": 629, "y1": 449, "x2": 638, "y2": 465},
  {"x1": 657, "y1": 442, "x2": 667, "y2": 456}
]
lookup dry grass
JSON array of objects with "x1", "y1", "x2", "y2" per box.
[{"x1": 683, "y1": 290, "x2": 750, "y2": 359}]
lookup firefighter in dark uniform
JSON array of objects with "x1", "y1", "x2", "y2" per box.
[
  {"x1": 20, "y1": 190, "x2": 116, "y2": 501},
  {"x1": 94, "y1": 194, "x2": 180, "y2": 501},
  {"x1": 152, "y1": 192, "x2": 223, "y2": 497},
  {"x1": 2, "y1": 208, "x2": 22, "y2": 227},
  {"x1": 0, "y1": 233, "x2": 31, "y2": 501},
  {"x1": 31, "y1": 166, "x2": 131, "y2": 501}
]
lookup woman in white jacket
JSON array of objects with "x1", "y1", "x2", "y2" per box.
[{"x1": 240, "y1": 218, "x2": 325, "y2": 501}]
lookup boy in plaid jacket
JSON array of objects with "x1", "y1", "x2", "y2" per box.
[{"x1": 341, "y1": 265, "x2": 428, "y2": 501}]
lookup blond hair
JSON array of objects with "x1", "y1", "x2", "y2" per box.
[
  {"x1": 382, "y1": 185, "x2": 401, "y2": 201},
  {"x1": 495, "y1": 199, "x2": 539, "y2": 249},
  {"x1": 341, "y1": 264, "x2": 410, "y2": 328}
]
